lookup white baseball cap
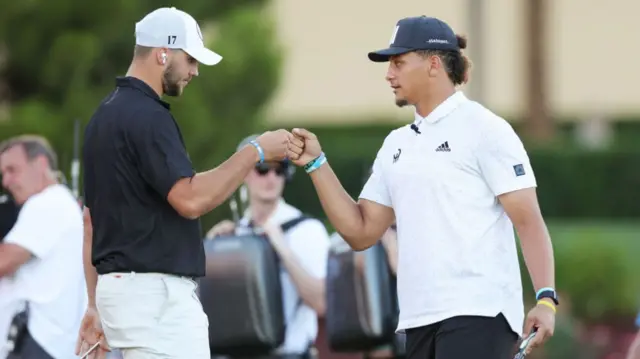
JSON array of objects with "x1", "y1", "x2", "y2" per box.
[{"x1": 135, "y1": 7, "x2": 222, "y2": 66}]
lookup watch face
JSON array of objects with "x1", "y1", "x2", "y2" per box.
[{"x1": 538, "y1": 291, "x2": 559, "y2": 305}]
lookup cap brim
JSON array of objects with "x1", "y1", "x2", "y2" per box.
[
  {"x1": 367, "y1": 47, "x2": 414, "y2": 62},
  {"x1": 185, "y1": 46, "x2": 223, "y2": 66}
]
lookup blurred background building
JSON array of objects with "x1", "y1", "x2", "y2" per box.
[{"x1": 266, "y1": 0, "x2": 640, "y2": 128}]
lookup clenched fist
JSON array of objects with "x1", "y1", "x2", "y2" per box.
[
  {"x1": 286, "y1": 128, "x2": 322, "y2": 166},
  {"x1": 254, "y1": 129, "x2": 299, "y2": 162}
]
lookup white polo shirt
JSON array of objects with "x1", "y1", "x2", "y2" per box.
[
  {"x1": 236, "y1": 199, "x2": 331, "y2": 354},
  {"x1": 360, "y1": 91, "x2": 536, "y2": 337},
  {"x1": 2, "y1": 184, "x2": 86, "y2": 359}
]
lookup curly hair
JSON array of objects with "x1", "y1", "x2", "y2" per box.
[{"x1": 416, "y1": 34, "x2": 472, "y2": 86}]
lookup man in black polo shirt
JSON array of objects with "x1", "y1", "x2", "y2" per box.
[{"x1": 76, "y1": 7, "x2": 299, "y2": 359}]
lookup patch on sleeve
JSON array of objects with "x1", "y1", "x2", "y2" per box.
[{"x1": 513, "y1": 164, "x2": 525, "y2": 177}]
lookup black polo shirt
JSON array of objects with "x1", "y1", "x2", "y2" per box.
[{"x1": 82, "y1": 76, "x2": 205, "y2": 278}]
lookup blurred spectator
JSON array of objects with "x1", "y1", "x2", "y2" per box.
[
  {"x1": 0, "y1": 190, "x2": 19, "y2": 358},
  {"x1": 207, "y1": 134, "x2": 331, "y2": 357},
  {"x1": 0, "y1": 135, "x2": 86, "y2": 359}
]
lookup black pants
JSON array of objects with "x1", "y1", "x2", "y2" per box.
[
  {"x1": 6, "y1": 330, "x2": 53, "y2": 359},
  {"x1": 405, "y1": 313, "x2": 518, "y2": 359}
]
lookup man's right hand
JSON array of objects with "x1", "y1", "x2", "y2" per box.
[
  {"x1": 288, "y1": 128, "x2": 323, "y2": 166},
  {"x1": 75, "y1": 307, "x2": 110, "y2": 359},
  {"x1": 205, "y1": 219, "x2": 236, "y2": 239},
  {"x1": 255, "y1": 129, "x2": 303, "y2": 162}
]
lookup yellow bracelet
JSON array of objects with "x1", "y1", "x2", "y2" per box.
[{"x1": 537, "y1": 300, "x2": 557, "y2": 313}]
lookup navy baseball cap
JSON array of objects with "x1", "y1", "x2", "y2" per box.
[{"x1": 368, "y1": 16, "x2": 459, "y2": 62}]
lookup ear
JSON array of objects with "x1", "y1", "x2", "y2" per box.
[
  {"x1": 156, "y1": 48, "x2": 169, "y2": 65},
  {"x1": 35, "y1": 155, "x2": 49, "y2": 170},
  {"x1": 427, "y1": 55, "x2": 442, "y2": 77}
]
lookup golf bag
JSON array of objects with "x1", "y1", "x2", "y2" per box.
[
  {"x1": 325, "y1": 241, "x2": 398, "y2": 352},
  {"x1": 200, "y1": 216, "x2": 309, "y2": 357}
]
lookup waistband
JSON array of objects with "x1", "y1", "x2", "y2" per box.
[{"x1": 99, "y1": 271, "x2": 196, "y2": 282}]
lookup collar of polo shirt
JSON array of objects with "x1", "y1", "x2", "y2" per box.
[{"x1": 413, "y1": 91, "x2": 468, "y2": 126}]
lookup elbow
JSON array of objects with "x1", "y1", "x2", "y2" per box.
[
  {"x1": 177, "y1": 202, "x2": 201, "y2": 220},
  {"x1": 342, "y1": 233, "x2": 377, "y2": 252},
  {"x1": 173, "y1": 197, "x2": 207, "y2": 220},
  {"x1": 169, "y1": 191, "x2": 224, "y2": 220},
  {"x1": 167, "y1": 180, "x2": 208, "y2": 220},
  {"x1": 0, "y1": 260, "x2": 16, "y2": 278},
  {"x1": 338, "y1": 211, "x2": 379, "y2": 251},
  {"x1": 349, "y1": 242, "x2": 375, "y2": 252}
]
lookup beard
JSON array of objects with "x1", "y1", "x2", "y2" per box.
[
  {"x1": 162, "y1": 63, "x2": 183, "y2": 97},
  {"x1": 395, "y1": 98, "x2": 409, "y2": 107}
]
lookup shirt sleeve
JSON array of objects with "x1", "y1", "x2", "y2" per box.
[
  {"x1": 132, "y1": 109, "x2": 195, "y2": 198},
  {"x1": 635, "y1": 311, "x2": 640, "y2": 328},
  {"x1": 477, "y1": 120, "x2": 537, "y2": 196},
  {"x1": 359, "y1": 145, "x2": 392, "y2": 207},
  {"x1": 4, "y1": 194, "x2": 67, "y2": 259},
  {"x1": 288, "y1": 219, "x2": 331, "y2": 279}
]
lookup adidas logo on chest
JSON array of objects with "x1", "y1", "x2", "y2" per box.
[{"x1": 435, "y1": 141, "x2": 451, "y2": 152}]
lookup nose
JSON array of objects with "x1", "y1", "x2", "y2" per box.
[
  {"x1": 191, "y1": 63, "x2": 199, "y2": 77},
  {"x1": 2, "y1": 174, "x2": 10, "y2": 190},
  {"x1": 385, "y1": 64, "x2": 395, "y2": 82},
  {"x1": 266, "y1": 169, "x2": 281, "y2": 179}
]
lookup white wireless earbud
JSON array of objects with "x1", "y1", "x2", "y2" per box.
[{"x1": 161, "y1": 53, "x2": 167, "y2": 64}]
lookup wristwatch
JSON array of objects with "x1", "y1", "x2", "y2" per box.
[{"x1": 536, "y1": 288, "x2": 559, "y2": 306}]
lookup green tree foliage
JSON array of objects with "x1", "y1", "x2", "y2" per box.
[{"x1": 0, "y1": 0, "x2": 283, "y2": 228}]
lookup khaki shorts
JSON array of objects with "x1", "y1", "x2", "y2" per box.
[{"x1": 96, "y1": 272, "x2": 210, "y2": 359}]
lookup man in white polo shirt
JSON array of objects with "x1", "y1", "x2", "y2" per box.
[
  {"x1": 285, "y1": 15, "x2": 557, "y2": 359},
  {"x1": 0, "y1": 135, "x2": 86, "y2": 359}
]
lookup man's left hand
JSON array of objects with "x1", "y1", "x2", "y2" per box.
[{"x1": 522, "y1": 300, "x2": 556, "y2": 355}]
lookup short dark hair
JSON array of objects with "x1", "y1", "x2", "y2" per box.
[
  {"x1": 133, "y1": 45, "x2": 154, "y2": 59},
  {"x1": 0, "y1": 135, "x2": 58, "y2": 171},
  {"x1": 416, "y1": 34, "x2": 472, "y2": 86}
]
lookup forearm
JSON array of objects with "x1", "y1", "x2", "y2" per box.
[
  {"x1": 308, "y1": 164, "x2": 372, "y2": 248},
  {"x1": 381, "y1": 236, "x2": 398, "y2": 276},
  {"x1": 189, "y1": 147, "x2": 259, "y2": 217},
  {"x1": 275, "y1": 245, "x2": 326, "y2": 315},
  {"x1": 0, "y1": 248, "x2": 13, "y2": 277},
  {"x1": 518, "y1": 219, "x2": 555, "y2": 294},
  {"x1": 83, "y1": 225, "x2": 98, "y2": 308},
  {"x1": 82, "y1": 208, "x2": 98, "y2": 308}
]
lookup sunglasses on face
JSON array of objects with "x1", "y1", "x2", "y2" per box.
[{"x1": 255, "y1": 163, "x2": 287, "y2": 177}]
